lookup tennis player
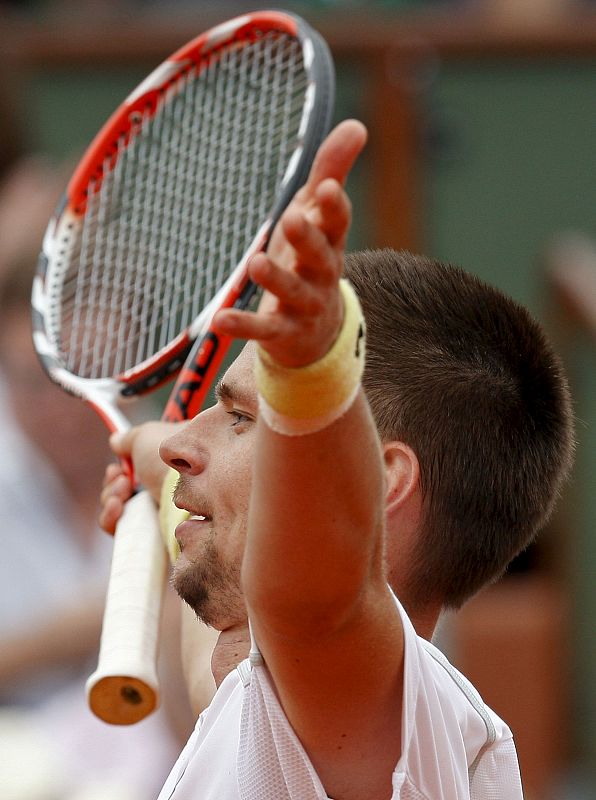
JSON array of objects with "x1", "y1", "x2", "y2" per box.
[{"x1": 100, "y1": 119, "x2": 573, "y2": 799}]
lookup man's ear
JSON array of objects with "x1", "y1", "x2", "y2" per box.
[{"x1": 382, "y1": 441, "x2": 420, "y2": 514}]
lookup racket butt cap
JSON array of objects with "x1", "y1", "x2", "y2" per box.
[{"x1": 86, "y1": 673, "x2": 158, "y2": 725}]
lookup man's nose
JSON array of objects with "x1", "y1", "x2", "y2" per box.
[{"x1": 159, "y1": 419, "x2": 207, "y2": 475}]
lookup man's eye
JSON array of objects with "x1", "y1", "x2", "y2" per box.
[{"x1": 227, "y1": 410, "x2": 250, "y2": 427}]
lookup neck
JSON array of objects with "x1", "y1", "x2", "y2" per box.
[
  {"x1": 211, "y1": 623, "x2": 251, "y2": 687},
  {"x1": 208, "y1": 604, "x2": 440, "y2": 689},
  {"x1": 410, "y1": 605, "x2": 441, "y2": 642}
]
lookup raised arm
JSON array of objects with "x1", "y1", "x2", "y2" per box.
[{"x1": 212, "y1": 120, "x2": 405, "y2": 800}]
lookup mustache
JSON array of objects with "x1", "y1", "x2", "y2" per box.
[{"x1": 171, "y1": 474, "x2": 214, "y2": 518}]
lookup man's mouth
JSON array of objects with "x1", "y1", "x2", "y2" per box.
[
  {"x1": 174, "y1": 494, "x2": 213, "y2": 522},
  {"x1": 175, "y1": 511, "x2": 213, "y2": 551}
]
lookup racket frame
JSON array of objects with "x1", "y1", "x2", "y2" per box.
[{"x1": 32, "y1": 9, "x2": 334, "y2": 432}]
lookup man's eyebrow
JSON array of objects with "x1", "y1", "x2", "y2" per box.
[
  {"x1": 214, "y1": 380, "x2": 232, "y2": 402},
  {"x1": 214, "y1": 379, "x2": 253, "y2": 408}
]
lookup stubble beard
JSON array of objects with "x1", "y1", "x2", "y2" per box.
[{"x1": 172, "y1": 537, "x2": 245, "y2": 629}]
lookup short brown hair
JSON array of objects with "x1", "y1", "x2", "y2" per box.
[{"x1": 345, "y1": 249, "x2": 574, "y2": 611}]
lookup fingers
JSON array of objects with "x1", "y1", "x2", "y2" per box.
[
  {"x1": 267, "y1": 119, "x2": 364, "y2": 261},
  {"x1": 258, "y1": 175, "x2": 350, "y2": 291},
  {"x1": 213, "y1": 305, "x2": 284, "y2": 343},
  {"x1": 102, "y1": 461, "x2": 125, "y2": 488},
  {"x1": 267, "y1": 214, "x2": 341, "y2": 286},
  {"x1": 214, "y1": 246, "x2": 330, "y2": 343},
  {"x1": 100, "y1": 421, "x2": 180, "y2": 532},
  {"x1": 98, "y1": 495, "x2": 123, "y2": 535},
  {"x1": 215, "y1": 204, "x2": 341, "y2": 343},
  {"x1": 99, "y1": 466, "x2": 133, "y2": 534},
  {"x1": 310, "y1": 178, "x2": 352, "y2": 248},
  {"x1": 100, "y1": 467, "x2": 132, "y2": 502},
  {"x1": 303, "y1": 119, "x2": 368, "y2": 193},
  {"x1": 214, "y1": 120, "x2": 366, "y2": 366},
  {"x1": 283, "y1": 183, "x2": 351, "y2": 274}
]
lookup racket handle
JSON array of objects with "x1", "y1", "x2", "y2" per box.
[{"x1": 86, "y1": 490, "x2": 167, "y2": 724}]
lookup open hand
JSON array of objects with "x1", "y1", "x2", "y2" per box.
[{"x1": 212, "y1": 120, "x2": 367, "y2": 368}]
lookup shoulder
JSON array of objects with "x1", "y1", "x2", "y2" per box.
[
  {"x1": 469, "y1": 737, "x2": 523, "y2": 798},
  {"x1": 395, "y1": 595, "x2": 520, "y2": 797},
  {"x1": 418, "y1": 635, "x2": 513, "y2": 749}
]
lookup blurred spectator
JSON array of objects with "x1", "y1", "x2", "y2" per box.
[
  {"x1": 0, "y1": 155, "x2": 109, "y2": 706},
  {"x1": 0, "y1": 156, "x2": 190, "y2": 799}
]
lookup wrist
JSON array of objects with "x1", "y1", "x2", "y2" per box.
[{"x1": 255, "y1": 279, "x2": 366, "y2": 436}]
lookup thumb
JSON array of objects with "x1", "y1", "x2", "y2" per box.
[{"x1": 109, "y1": 428, "x2": 137, "y2": 456}]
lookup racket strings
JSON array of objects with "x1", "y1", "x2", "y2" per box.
[{"x1": 57, "y1": 30, "x2": 309, "y2": 379}]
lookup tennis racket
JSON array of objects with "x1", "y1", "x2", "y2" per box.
[{"x1": 32, "y1": 9, "x2": 334, "y2": 725}]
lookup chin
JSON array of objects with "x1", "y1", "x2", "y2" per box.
[{"x1": 172, "y1": 542, "x2": 246, "y2": 629}]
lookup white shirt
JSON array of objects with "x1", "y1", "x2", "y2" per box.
[{"x1": 158, "y1": 594, "x2": 523, "y2": 799}]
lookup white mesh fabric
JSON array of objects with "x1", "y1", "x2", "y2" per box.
[
  {"x1": 158, "y1": 594, "x2": 523, "y2": 800},
  {"x1": 237, "y1": 664, "x2": 328, "y2": 800},
  {"x1": 470, "y1": 738, "x2": 524, "y2": 800},
  {"x1": 396, "y1": 776, "x2": 431, "y2": 800}
]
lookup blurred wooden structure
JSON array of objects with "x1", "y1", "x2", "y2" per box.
[
  {"x1": 6, "y1": 5, "x2": 596, "y2": 251},
  {"x1": 453, "y1": 577, "x2": 570, "y2": 799}
]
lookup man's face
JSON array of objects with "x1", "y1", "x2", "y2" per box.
[{"x1": 160, "y1": 344, "x2": 257, "y2": 631}]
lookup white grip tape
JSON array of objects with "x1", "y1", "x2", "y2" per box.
[{"x1": 86, "y1": 490, "x2": 167, "y2": 725}]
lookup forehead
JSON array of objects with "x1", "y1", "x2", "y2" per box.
[{"x1": 218, "y1": 342, "x2": 257, "y2": 405}]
